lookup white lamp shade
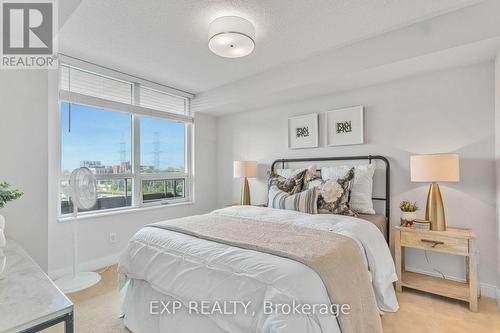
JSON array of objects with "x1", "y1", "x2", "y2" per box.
[
  {"x1": 208, "y1": 16, "x2": 255, "y2": 58},
  {"x1": 233, "y1": 161, "x2": 257, "y2": 178},
  {"x1": 410, "y1": 154, "x2": 460, "y2": 182}
]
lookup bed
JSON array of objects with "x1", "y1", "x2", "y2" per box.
[
  {"x1": 118, "y1": 156, "x2": 398, "y2": 333},
  {"x1": 270, "y1": 155, "x2": 391, "y2": 243},
  {"x1": 357, "y1": 213, "x2": 388, "y2": 240}
]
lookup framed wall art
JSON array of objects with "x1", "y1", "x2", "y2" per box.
[
  {"x1": 288, "y1": 113, "x2": 319, "y2": 149},
  {"x1": 326, "y1": 106, "x2": 364, "y2": 146}
]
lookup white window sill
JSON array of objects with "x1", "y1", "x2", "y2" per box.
[{"x1": 57, "y1": 200, "x2": 195, "y2": 222}]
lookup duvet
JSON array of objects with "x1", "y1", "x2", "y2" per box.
[{"x1": 118, "y1": 206, "x2": 399, "y2": 333}]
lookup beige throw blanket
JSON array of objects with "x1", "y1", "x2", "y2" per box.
[{"x1": 150, "y1": 213, "x2": 382, "y2": 333}]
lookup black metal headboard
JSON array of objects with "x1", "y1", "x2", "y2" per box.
[{"x1": 271, "y1": 155, "x2": 390, "y2": 240}]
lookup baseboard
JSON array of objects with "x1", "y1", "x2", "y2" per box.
[
  {"x1": 49, "y1": 252, "x2": 121, "y2": 280},
  {"x1": 405, "y1": 266, "x2": 498, "y2": 299},
  {"x1": 480, "y1": 283, "x2": 499, "y2": 300}
]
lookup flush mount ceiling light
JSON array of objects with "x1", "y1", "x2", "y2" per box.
[{"x1": 208, "y1": 16, "x2": 255, "y2": 58}]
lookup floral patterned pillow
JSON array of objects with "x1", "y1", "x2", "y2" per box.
[
  {"x1": 307, "y1": 167, "x2": 356, "y2": 216},
  {"x1": 268, "y1": 169, "x2": 307, "y2": 194}
]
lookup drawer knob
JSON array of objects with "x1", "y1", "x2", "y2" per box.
[{"x1": 421, "y1": 239, "x2": 444, "y2": 248}]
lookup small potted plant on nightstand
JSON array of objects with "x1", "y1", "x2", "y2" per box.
[{"x1": 399, "y1": 200, "x2": 418, "y2": 227}]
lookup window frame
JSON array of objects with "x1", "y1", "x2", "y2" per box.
[{"x1": 58, "y1": 65, "x2": 194, "y2": 218}]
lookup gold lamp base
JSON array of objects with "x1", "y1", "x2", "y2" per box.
[
  {"x1": 241, "y1": 177, "x2": 251, "y2": 205},
  {"x1": 425, "y1": 182, "x2": 446, "y2": 231}
]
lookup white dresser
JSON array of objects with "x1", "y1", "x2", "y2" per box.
[{"x1": 0, "y1": 240, "x2": 74, "y2": 333}]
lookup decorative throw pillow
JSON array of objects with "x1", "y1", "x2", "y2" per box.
[
  {"x1": 268, "y1": 186, "x2": 318, "y2": 214},
  {"x1": 275, "y1": 168, "x2": 304, "y2": 179},
  {"x1": 307, "y1": 167, "x2": 356, "y2": 216},
  {"x1": 321, "y1": 164, "x2": 376, "y2": 214},
  {"x1": 275, "y1": 164, "x2": 318, "y2": 185},
  {"x1": 268, "y1": 169, "x2": 307, "y2": 194}
]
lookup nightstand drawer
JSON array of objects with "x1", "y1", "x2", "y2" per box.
[{"x1": 400, "y1": 231, "x2": 469, "y2": 255}]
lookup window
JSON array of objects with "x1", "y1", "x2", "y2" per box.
[
  {"x1": 60, "y1": 103, "x2": 133, "y2": 214},
  {"x1": 142, "y1": 179, "x2": 185, "y2": 202},
  {"x1": 58, "y1": 64, "x2": 193, "y2": 216},
  {"x1": 139, "y1": 116, "x2": 187, "y2": 204},
  {"x1": 140, "y1": 117, "x2": 185, "y2": 173}
]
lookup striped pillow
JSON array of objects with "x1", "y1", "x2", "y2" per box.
[{"x1": 268, "y1": 185, "x2": 318, "y2": 214}]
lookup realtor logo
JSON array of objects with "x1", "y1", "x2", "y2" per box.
[{"x1": 1, "y1": 0, "x2": 58, "y2": 68}]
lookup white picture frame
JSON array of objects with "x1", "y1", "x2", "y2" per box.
[
  {"x1": 288, "y1": 113, "x2": 319, "y2": 149},
  {"x1": 326, "y1": 106, "x2": 364, "y2": 146}
]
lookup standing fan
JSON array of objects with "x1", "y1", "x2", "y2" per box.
[{"x1": 55, "y1": 167, "x2": 101, "y2": 293}]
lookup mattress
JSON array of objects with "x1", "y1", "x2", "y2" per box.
[
  {"x1": 357, "y1": 213, "x2": 388, "y2": 240},
  {"x1": 119, "y1": 207, "x2": 398, "y2": 333}
]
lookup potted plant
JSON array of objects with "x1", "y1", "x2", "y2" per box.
[
  {"x1": 0, "y1": 182, "x2": 23, "y2": 247},
  {"x1": 399, "y1": 200, "x2": 418, "y2": 226}
]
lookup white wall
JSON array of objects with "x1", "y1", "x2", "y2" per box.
[
  {"x1": 47, "y1": 111, "x2": 218, "y2": 277},
  {"x1": 216, "y1": 62, "x2": 498, "y2": 291},
  {"x1": 494, "y1": 52, "x2": 500, "y2": 307},
  {"x1": 0, "y1": 70, "x2": 49, "y2": 271}
]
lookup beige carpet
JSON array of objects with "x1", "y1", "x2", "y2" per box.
[
  {"x1": 44, "y1": 266, "x2": 129, "y2": 333},
  {"x1": 44, "y1": 265, "x2": 500, "y2": 333}
]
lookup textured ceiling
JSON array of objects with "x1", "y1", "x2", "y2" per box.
[{"x1": 59, "y1": 0, "x2": 484, "y2": 93}]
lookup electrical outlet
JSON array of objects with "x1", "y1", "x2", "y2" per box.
[{"x1": 109, "y1": 232, "x2": 117, "y2": 244}]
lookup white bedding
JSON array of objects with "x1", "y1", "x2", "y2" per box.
[{"x1": 118, "y1": 206, "x2": 398, "y2": 333}]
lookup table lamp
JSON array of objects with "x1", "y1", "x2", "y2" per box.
[
  {"x1": 410, "y1": 154, "x2": 460, "y2": 231},
  {"x1": 233, "y1": 161, "x2": 257, "y2": 205}
]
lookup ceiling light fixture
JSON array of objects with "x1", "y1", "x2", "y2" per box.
[{"x1": 208, "y1": 16, "x2": 255, "y2": 58}]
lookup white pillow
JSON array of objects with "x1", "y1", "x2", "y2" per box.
[
  {"x1": 275, "y1": 164, "x2": 317, "y2": 181},
  {"x1": 321, "y1": 164, "x2": 376, "y2": 214},
  {"x1": 275, "y1": 168, "x2": 303, "y2": 179}
]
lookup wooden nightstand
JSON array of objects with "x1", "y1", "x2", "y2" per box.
[{"x1": 393, "y1": 226, "x2": 478, "y2": 312}]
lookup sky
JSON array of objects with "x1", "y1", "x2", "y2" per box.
[{"x1": 61, "y1": 102, "x2": 185, "y2": 172}]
